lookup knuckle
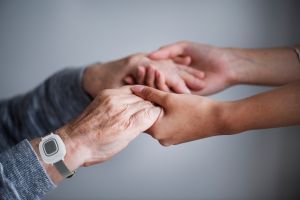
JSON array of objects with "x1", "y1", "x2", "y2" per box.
[
  {"x1": 108, "y1": 103, "x2": 129, "y2": 118},
  {"x1": 151, "y1": 131, "x2": 161, "y2": 140},
  {"x1": 141, "y1": 101, "x2": 153, "y2": 108},
  {"x1": 103, "y1": 96, "x2": 115, "y2": 107},
  {"x1": 127, "y1": 53, "x2": 147, "y2": 66},
  {"x1": 173, "y1": 80, "x2": 185, "y2": 89},
  {"x1": 99, "y1": 89, "x2": 112, "y2": 97},
  {"x1": 162, "y1": 94, "x2": 173, "y2": 105},
  {"x1": 143, "y1": 107, "x2": 154, "y2": 119},
  {"x1": 143, "y1": 88, "x2": 156, "y2": 99}
]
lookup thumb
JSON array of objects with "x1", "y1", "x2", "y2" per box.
[
  {"x1": 131, "y1": 85, "x2": 166, "y2": 106},
  {"x1": 148, "y1": 41, "x2": 189, "y2": 60}
]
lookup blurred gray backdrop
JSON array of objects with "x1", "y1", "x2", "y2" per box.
[{"x1": 1, "y1": 0, "x2": 300, "y2": 199}]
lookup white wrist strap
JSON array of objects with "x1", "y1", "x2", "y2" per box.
[{"x1": 42, "y1": 133, "x2": 76, "y2": 179}]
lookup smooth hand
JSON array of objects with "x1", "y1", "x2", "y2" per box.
[
  {"x1": 131, "y1": 85, "x2": 227, "y2": 146},
  {"x1": 148, "y1": 41, "x2": 238, "y2": 96},
  {"x1": 124, "y1": 57, "x2": 205, "y2": 94}
]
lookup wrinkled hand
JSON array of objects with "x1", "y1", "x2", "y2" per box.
[
  {"x1": 83, "y1": 53, "x2": 205, "y2": 99},
  {"x1": 131, "y1": 85, "x2": 227, "y2": 146},
  {"x1": 58, "y1": 86, "x2": 162, "y2": 167},
  {"x1": 148, "y1": 41, "x2": 238, "y2": 96}
]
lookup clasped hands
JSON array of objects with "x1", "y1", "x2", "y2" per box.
[{"x1": 57, "y1": 41, "x2": 237, "y2": 169}]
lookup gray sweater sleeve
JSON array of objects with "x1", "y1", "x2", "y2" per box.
[
  {"x1": 0, "y1": 67, "x2": 93, "y2": 199},
  {"x1": 0, "y1": 140, "x2": 56, "y2": 200}
]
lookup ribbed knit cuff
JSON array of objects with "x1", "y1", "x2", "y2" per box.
[{"x1": 0, "y1": 140, "x2": 56, "y2": 200}]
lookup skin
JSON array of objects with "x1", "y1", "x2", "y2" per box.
[
  {"x1": 129, "y1": 42, "x2": 300, "y2": 146},
  {"x1": 147, "y1": 41, "x2": 300, "y2": 95},
  {"x1": 131, "y1": 82, "x2": 300, "y2": 146},
  {"x1": 83, "y1": 52, "x2": 205, "y2": 98},
  {"x1": 28, "y1": 43, "x2": 300, "y2": 185},
  {"x1": 30, "y1": 86, "x2": 162, "y2": 184},
  {"x1": 28, "y1": 51, "x2": 204, "y2": 185}
]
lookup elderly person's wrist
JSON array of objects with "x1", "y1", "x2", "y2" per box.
[
  {"x1": 29, "y1": 127, "x2": 85, "y2": 185},
  {"x1": 53, "y1": 126, "x2": 86, "y2": 170}
]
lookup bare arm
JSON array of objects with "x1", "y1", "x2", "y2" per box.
[
  {"x1": 228, "y1": 45, "x2": 300, "y2": 86},
  {"x1": 131, "y1": 81, "x2": 300, "y2": 146},
  {"x1": 148, "y1": 42, "x2": 300, "y2": 95},
  {"x1": 224, "y1": 80, "x2": 300, "y2": 134}
]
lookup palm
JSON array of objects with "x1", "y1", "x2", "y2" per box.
[{"x1": 186, "y1": 44, "x2": 234, "y2": 96}]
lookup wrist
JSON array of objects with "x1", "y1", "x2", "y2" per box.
[
  {"x1": 54, "y1": 126, "x2": 85, "y2": 170},
  {"x1": 29, "y1": 127, "x2": 84, "y2": 184},
  {"x1": 82, "y1": 63, "x2": 104, "y2": 99},
  {"x1": 222, "y1": 47, "x2": 245, "y2": 85},
  {"x1": 219, "y1": 100, "x2": 246, "y2": 136}
]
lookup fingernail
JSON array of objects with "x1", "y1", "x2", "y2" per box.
[
  {"x1": 185, "y1": 87, "x2": 191, "y2": 94},
  {"x1": 156, "y1": 70, "x2": 160, "y2": 78},
  {"x1": 200, "y1": 72, "x2": 205, "y2": 79},
  {"x1": 137, "y1": 66, "x2": 143, "y2": 77},
  {"x1": 132, "y1": 85, "x2": 145, "y2": 93}
]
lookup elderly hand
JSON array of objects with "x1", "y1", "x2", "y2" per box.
[
  {"x1": 83, "y1": 53, "x2": 205, "y2": 99},
  {"x1": 148, "y1": 41, "x2": 238, "y2": 96},
  {"x1": 30, "y1": 86, "x2": 161, "y2": 184},
  {"x1": 59, "y1": 86, "x2": 162, "y2": 167},
  {"x1": 131, "y1": 85, "x2": 227, "y2": 146}
]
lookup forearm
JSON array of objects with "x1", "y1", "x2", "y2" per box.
[
  {"x1": 223, "y1": 80, "x2": 300, "y2": 134},
  {"x1": 0, "y1": 67, "x2": 91, "y2": 152},
  {"x1": 0, "y1": 140, "x2": 57, "y2": 199},
  {"x1": 0, "y1": 127, "x2": 82, "y2": 200},
  {"x1": 225, "y1": 45, "x2": 300, "y2": 86}
]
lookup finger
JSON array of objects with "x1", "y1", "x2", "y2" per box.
[
  {"x1": 130, "y1": 106, "x2": 162, "y2": 137},
  {"x1": 136, "y1": 66, "x2": 146, "y2": 85},
  {"x1": 167, "y1": 76, "x2": 191, "y2": 94},
  {"x1": 100, "y1": 90, "x2": 144, "y2": 104},
  {"x1": 155, "y1": 70, "x2": 171, "y2": 92},
  {"x1": 177, "y1": 64, "x2": 205, "y2": 79},
  {"x1": 148, "y1": 41, "x2": 189, "y2": 60},
  {"x1": 145, "y1": 65, "x2": 156, "y2": 88},
  {"x1": 131, "y1": 85, "x2": 167, "y2": 106},
  {"x1": 175, "y1": 71, "x2": 205, "y2": 90},
  {"x1": 116, "y1": 85, "x2": 135, "y2": 94},
  {"x1": 158, "y1": 139, "x2": 173, "y2": 147},
  {"x1": 172, "y1": 56, "x2": 192, "y2": 65},
  {"x1": 115, "y1": 94, "x2": 144, "y2": 104},
  {"x1": 126, "y1": 100, "x2": 156, "y2": 116},
  {"x1": 124, "y1": 76, "x2": 136, "y2": 85}
]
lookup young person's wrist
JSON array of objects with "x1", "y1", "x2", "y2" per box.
[
  {"x1": 222, "y1": 47, "x2": 247, "y2": 86},
  {"x1": 217, "y1": 101, "x2": 241, "y2": 136}
]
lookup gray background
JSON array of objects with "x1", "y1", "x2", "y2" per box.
[{"x1": 1, "y1": 0, "x2": 300, "y2": 199}]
